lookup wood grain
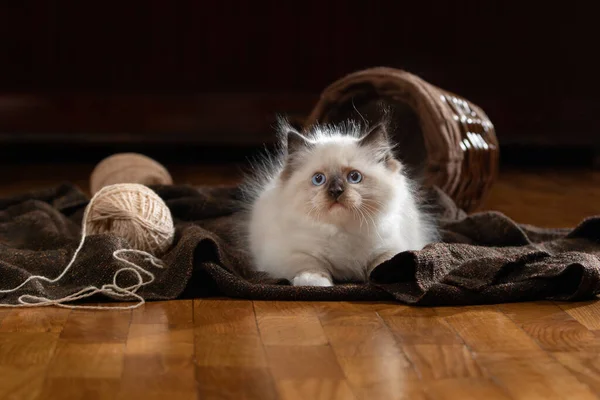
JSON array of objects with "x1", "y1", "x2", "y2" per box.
[
  {"x1": 0, "y1": 366, "x2": 56, "y2": 400},
  {"x1": 266, "y1": 346, "x2": 345, "y2": 381},
  {"x1": 276, "y1": 379, "x2": 357, "y2": 400},
  {"x1": 553, "y1": 352, "x2": 600, "y2": 394},
  {"x1": 425, "y1": 378, "x2": 511, "y2": 400},
  {"x1": 480, "y1": 169, "x2": 600, "y2": 227},
  {"x1": 336, "y1": 356, "x2": 423, "y2": 400},
  {"x1": 121, "y1": 323, "x2": 196, "y2": 397},
  {"x1": 476, "y1": 352, "x2": 598, "y2": 400},
  {"x1": 319, "y1": 311, "x2": 401, "y2": 357},
  {"x1": 59, "y1": 309, "x2": 132, "y2": 343},
  {"x1": 131, "y1": 299, "x2": 193, "y2": 325},
  {"x1": 266, "y1": 346, "x2": 353, "y2": 400},
  {"x1": 195, "y1": 366, "x2": 277, "y2": 400},
  {"x1": 437, "y1": 306, "x2": 544, "y2": 354},
  {"x1": 195, "y1": 299, "x2": 275, "y2": 398},
  {"x1": 42, "y1": 378, "x2": 121, "y2": 400},
  {"x1": 559, "y1": 301, "x2": 600, "y2": 330},
  {"x1": 500, "y1": 302, "x2": 600, "y2": 351},
  {"x1": 47, "y1": 341, "x2": 124, "y2": 379},
  {"x1": 258, "y1": 314, "x2": 328, "y2": 347},
  {"x1": 194, "y1": 299, "x2": 258, "y2": 336},
  {"x1": 195, "y1": 334, "x2": 266, "y2": 368},
  {"x1": 0, "y1": 308, "x2": 71, "y2": 333},
  {"x1": 0, "y1": 332, "x2": 59, "y2": 367},
  {"x1": 402, "y1": 344, "x2": 486, "y2": 381},
  {"x1": 381, "y1": 310, "x2": 462, "y2": 345},
  {"x1": 0, "y1": 310, "x2": 10, "y2": 325}
]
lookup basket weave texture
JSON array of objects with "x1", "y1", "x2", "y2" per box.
[{"x1": 306, "y1": 67, "x2": 499, "y2": 212}]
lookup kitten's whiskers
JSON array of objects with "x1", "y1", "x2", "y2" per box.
[{"x1": 361, "y1": 203, "x2": 385, "y2": 243}]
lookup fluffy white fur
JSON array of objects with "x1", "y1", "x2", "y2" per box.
[{"x1": 241, "y1": 118, "x2": 437, "y2": 287}]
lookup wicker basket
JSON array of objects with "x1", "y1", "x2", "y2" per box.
[{"x1": 305, "y1": 67, "x2": 499, "y2": 212}]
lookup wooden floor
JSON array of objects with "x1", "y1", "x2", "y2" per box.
[{"x1": 0, "y1": 163, "x2": 599, "y2": 399}]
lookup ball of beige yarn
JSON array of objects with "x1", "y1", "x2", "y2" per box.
[
  {"x1": 90, "y1": 153, "x2": 173, "y2": 195},
  {"x1": 85, "y1": 183, "x2": 175, "y2": 255}
]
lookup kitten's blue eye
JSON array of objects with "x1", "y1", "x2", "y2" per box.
[
  {"x1": 347, "y1": 170, "x2": 363, "y2": 184},
  {"x1": 311, "y1": 173, "x2": 326, "y2": 186}
]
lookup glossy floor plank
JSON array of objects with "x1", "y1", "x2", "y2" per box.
[{"x1": 0, "y1": 167, "x2": 599, "y2": 398}]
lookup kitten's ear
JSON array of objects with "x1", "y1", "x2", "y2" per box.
[
  {"x1": 276, "y1": 115, "x2": 311, "y2": 157},
  {"x1": 359, "y1": 121, "x2": 401, "y2": 172},
  {"x1": 280, "y1": 128, "x2": 311, "y2": 181},
  {"x1": 286, "y1": 129, "x2": 311, "y2": 156},
  {"x1": 358, "y1": 122, "x2": 389, "y2": 149}
]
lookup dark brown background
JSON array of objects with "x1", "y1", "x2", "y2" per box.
[{"x1": 0, "y1": 1, "x2": 597, "y2": 164}]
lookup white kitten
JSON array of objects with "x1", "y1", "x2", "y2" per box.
[{"x1": 241, "y1": 118, "x2": 437, "y2": 287}]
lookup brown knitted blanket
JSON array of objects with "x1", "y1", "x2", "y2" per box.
[{"x1": 0, "y1": 183, "x2": 599, "y2": 307}]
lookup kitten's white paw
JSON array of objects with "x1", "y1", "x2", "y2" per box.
[{"x1": 292, "y1": 271, "x2": 333, "y2": 287}]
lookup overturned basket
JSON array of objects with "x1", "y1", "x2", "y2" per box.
[{"x1": 305, "y1": 67, "x2": 499, "y2": 212}]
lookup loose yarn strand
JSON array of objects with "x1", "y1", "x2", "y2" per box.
[{"x1": 0, "y1": 185, "x2": 165, "y2": 310}]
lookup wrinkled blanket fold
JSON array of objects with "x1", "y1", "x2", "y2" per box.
[{"x1": 0, "y1": 183, "x2": 598, "y2": 306}]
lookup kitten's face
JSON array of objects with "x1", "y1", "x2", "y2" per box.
[{"x1": 280, "y1": 124, "x2": 402, "y2": 227}]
